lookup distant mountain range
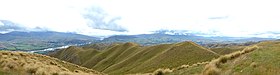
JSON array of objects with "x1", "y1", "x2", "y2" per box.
[
  {"x1": 0, "y1": 20, "x2": 277, "y2": 51},
  {"x1": 0, "y1": 30, "x2": 276, "y2": 51},
  {"x1": 101, "y1": 30, "x2": 276, "y2": 46},
  {"x1": 0, "y1": 31, "x2": 99, "y2": 50}
]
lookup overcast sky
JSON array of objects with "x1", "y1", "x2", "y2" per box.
[{"x1": 0, "y1": 0, "x2": 280, "y2": 37}]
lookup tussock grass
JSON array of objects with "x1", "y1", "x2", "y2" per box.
[
  {"x1": 134, "y1": 61, "x2": 211, "y2": 75},
  {"x1": 201, "y1": 46, "x2": 259, "y2": 75},
  {"x1": 250, "y1": 62, "x2": 257, "y2": 68},
  {"x1": 0, "y1": 51, "x2": 104, "y2": 75},
  {"x1": 176, "y1": 65, "x2": 191, "y2": 70},
  {"x1": 202, "y1": 63, "x2": 221, "y2": 75}
]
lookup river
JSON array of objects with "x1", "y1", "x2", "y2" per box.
[
  {"x1": 27, "y1": 45, "x2": 71, "y2": 54},
  {"x1": 26, "y1": 42, "x2": 92, "y2": 54}
]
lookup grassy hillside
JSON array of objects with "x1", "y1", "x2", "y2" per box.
[
  {"x1": 0, "y1": 51, "x2": 104, "y2": 75},
  {"x1": 124, "y1": 42, "x2": 218, "y2": 73},
  {"x1": 50, "y1": 41, "x2": 220, "y2": 75},
  {"x1": 155, "y1": 41, "x2": 280, "y2": 75},
  {"x1": 48, "y1": 46, "x2": 100, "y2": 65},
  {"x1": 210, "y1": 46, "x2": 245, "y2": 55},
  {"x1": 213, "y1": 41, "x2": 280, "y2": 75},
  {"x1": 48, "y1": 40, "x2": 280, "y2": 75}
]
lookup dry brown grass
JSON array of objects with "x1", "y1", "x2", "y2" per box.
[
  {"x1": 176, "y1": 65, "x2": 191, "y2": 70},
  {"x1": 202, "y1": 62, "x2": 221, "y2": 75},
  {"x1": 135, "y1": 60, "x2": 211, "y2": 75},
  {"x1": 201, "y1": 46, "x2": 259, "y2": 75},
  {"x1": 0, "y1": 51, "x2": 104, "y2": 75}
]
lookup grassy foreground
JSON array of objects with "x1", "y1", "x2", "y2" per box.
[{"x1": 0, "y1": 51, "x2": 104, "y2": 75}]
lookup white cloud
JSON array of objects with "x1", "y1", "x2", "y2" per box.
[
  {"x1": 0, "y1": 0, "x2": 280, "y2": 37},
  {"x1": 0, "y1": 21, "x2": 3, "y2": 26}
]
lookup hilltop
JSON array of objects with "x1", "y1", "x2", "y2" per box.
[{"x1": 0, "y1": 51, "x2": 104, "y2": 75}]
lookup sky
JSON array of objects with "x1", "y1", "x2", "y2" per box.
[{"x1": 0, "y1": 0, "x2": 280, "y2": 38}]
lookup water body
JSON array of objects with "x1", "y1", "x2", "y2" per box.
[
  {"x1": 27, "y1": 42, "x2": 92, "y2": 54},
  {"x1": 27, "y1": 45, "x2": 71, "y2": 54}
]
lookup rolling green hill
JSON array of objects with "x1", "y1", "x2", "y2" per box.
[
  {"x1": 50, "y1": 40, "x2": 280, "y2": 75},
  {"x1": 211, "y1": 41, "x2": 280, "y2": 75},
  {"x1": 0, "y1": 51, "x2": 104, "y2": 75},
  {"x1": 49, "y1": 41, "x2": 220, "y2": 74},
  {"x1": 155, "y1": 41, "x2": 280, "y2": 75}
]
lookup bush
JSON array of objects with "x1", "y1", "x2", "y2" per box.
[
  {"x1": 202, "y1": 64, "x2": 221, "y2": 75},
  {"x1": 153, "y1": 68, "x2": 172, "y2": 75}
]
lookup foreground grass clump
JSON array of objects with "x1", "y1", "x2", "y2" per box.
[
  {"x1": 0, "y1": 51, "x2": 104, "y2": 75},
  {"x1": 202, "y1": 46, "x2": 259, "y2": 75}
]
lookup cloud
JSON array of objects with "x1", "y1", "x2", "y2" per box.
[
  {"x1": 82, "y1": 6, "x2": 127, "y2": 32},
  {"x1": 208, "y1": 16, "x2": 229, "y2": 20},
  {"x1": 0, "y1": 20, "x2": 50, "y2": 33},
  {"x1": 0, "y1": 0, "x2": 127, "y2": 36},
  {"x1": 0, "y1": 20, "x2": 26, "y2": 33},
  {"x1": 0, "y1": 0, "x2": 280, "y2": 37}
]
